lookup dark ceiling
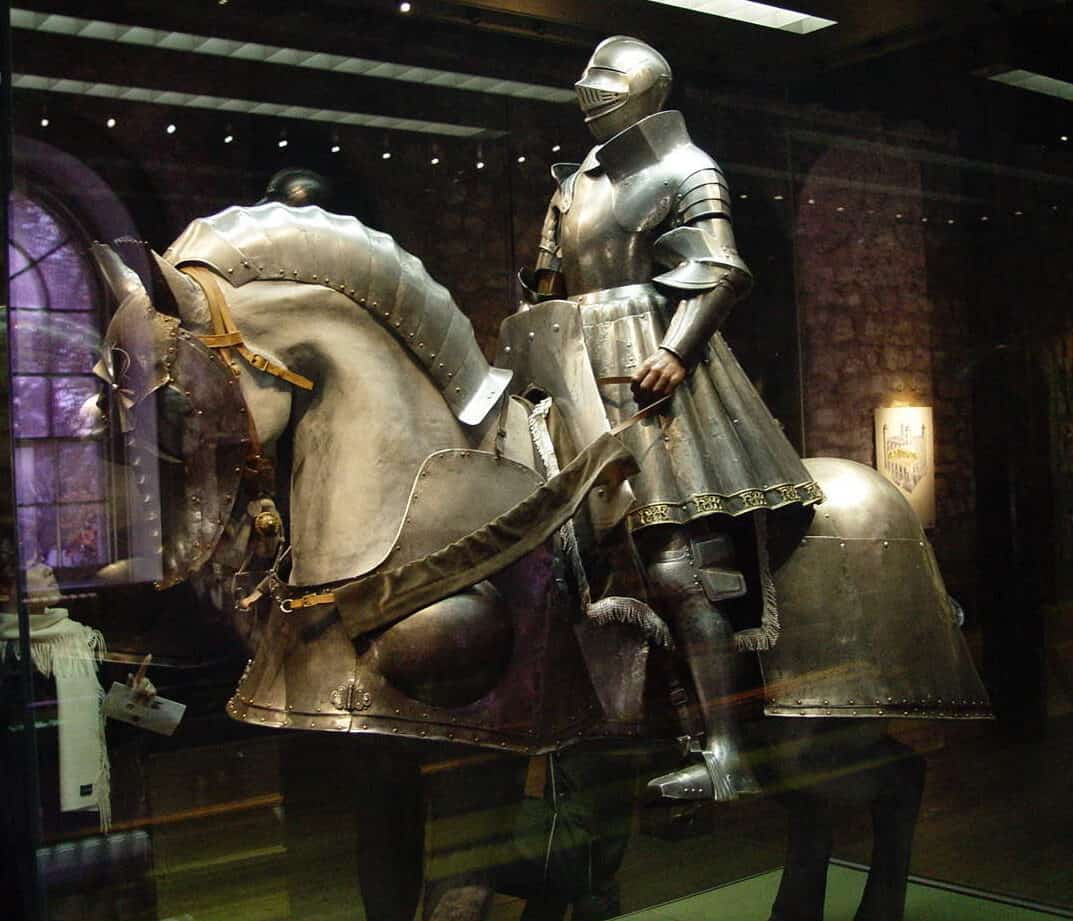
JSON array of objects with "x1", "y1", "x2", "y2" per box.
[{"x1": 9, "y1": 0, "x2": 1073, "y2": 152}]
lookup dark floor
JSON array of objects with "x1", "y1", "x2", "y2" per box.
[{"x1": 32, "y1": 708, "x2": 1073, "y2": 921}]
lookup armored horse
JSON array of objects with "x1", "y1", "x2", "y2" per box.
[{"x1": 92, "y1": 203, "x2": 990, "y2": 921}]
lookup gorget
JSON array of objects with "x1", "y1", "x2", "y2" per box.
[{"x1": 558, "y1": 111, "x2": 722, "y2": 294}]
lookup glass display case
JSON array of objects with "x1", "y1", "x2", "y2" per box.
[{"x1": 4, "y1": 3, "x2": 1072, "y2": 921}]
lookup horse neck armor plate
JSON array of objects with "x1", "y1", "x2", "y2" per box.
[{"x1": 165, "y1": 203, "x2": 510, "y2": 425}]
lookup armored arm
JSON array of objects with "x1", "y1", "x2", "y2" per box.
[
  {"x1": 653, "y1": 166, "x2": 753, "y2": 367},
  {"x1": 519, "y1": 165, "x2": 577, "y2": 305}
]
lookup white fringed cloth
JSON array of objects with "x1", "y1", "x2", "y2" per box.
[{"x1": 0, "y1": 608, "x2": 111, "y2": 831}]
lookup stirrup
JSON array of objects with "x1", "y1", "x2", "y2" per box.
[{"x1": 647, "y1": 749, "x2": 761, "y2": 802}]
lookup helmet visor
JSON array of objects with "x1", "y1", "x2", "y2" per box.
[{"x1": 575, "y1": 66, "x2": 630, "y2": 121}]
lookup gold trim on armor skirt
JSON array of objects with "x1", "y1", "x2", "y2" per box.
[{"x1": 573, "y1": 283, "x2": 824, "y2": 531}]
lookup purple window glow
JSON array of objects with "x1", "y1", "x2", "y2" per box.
[{"x1": 8, "y1": 189, "x2": 110, "y2": 581}]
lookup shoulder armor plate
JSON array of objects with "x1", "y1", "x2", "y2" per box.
[
  {"x1": 165, "y1": 203, "x2": 510, "y2": 425},
  {"x1": 594, "y1": 110, "x2": 721, "y2": 233}
]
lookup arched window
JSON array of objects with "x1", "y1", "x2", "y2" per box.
[
  {"x1": 8, "y1": 139, "x2": 148, "y2": 589},
  {"x1": 9, "y1": 186, "x2": 110, "y2": 583}
]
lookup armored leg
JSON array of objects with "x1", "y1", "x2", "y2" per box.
[{"x1": 641, "y1": 527, "x2": 760, "y2": 801}]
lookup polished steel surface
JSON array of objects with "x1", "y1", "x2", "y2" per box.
[
  {"x1": 93, "y1": 245, "x2": 249, "y2": 589},
  {"x1": 762, "y1": 458, "x2": 991, "y2": 719},
  {"x1": 165, "y1": 202, "x2": 510, "y2": 426},
  {"x1": 575, "y1": 35, "x2": 672, "y2": 143}
]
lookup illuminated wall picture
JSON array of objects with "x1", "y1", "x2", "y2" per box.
[{"x1": 874, "y1": 405, "x2": 936, "y2": 528}]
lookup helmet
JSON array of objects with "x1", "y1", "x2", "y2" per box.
[
  {"x1": 575, "y1": 36, "x2": 672, "y2": 143},
  {"x1": 258, "y1": 168, "x2": 332, "y2": 207}
]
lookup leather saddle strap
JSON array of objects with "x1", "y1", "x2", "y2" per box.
[{"x1": 181, "y1": 265, "x2": 315, "y2": 391}]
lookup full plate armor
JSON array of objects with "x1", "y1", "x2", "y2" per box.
[{"x1": 513, "y1": 37, "x2": 823, "y2": 800}]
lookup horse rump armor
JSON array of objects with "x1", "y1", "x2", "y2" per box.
[{"x1": 761, "y1": 457, "x2": 991, "y2": 720}]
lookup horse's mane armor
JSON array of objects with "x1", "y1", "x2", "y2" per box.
[{"x1": 164, "y1": 203, "x2": 510, "y2": 425}]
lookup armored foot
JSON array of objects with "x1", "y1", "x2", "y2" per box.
[{"x1": 648, "y1": 748, "x2": 761, "y2": 801}]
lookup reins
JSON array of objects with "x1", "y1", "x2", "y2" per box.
[{"x1": 172, "y1": 268, "x2": 671, "y2": 633}]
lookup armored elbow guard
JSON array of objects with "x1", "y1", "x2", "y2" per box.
[{"x1": 652, "y1": 225, "x2": 752, "y2": 295}]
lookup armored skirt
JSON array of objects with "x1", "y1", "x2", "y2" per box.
[{"x1": 574, "y1": 283, "x2": 823, "y2": 532}]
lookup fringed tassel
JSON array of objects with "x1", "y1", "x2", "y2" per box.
[
  {"x1": 586, "y1": 595, "x2": 673, "y2": 649},
  {"x1": 529, "y1": 398, "x2": 592, "y2": 608},
  {"x1": 733, "y1": 509, "x2": 781, "y2": 652},
  {"x1": 530, "y1": 399, "x2": 671, "y2": 651}
]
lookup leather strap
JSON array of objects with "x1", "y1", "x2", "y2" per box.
[
  {"x1": 596, "y1": 376, "x2": 672, "y2": 433},
  {"x1": 180, "y1": 265, "x2": 315, "y2": 391}
]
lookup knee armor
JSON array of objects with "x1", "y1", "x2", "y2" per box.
[{"x1": 644, "y1": 532, "x2": 746, "y2": 606}]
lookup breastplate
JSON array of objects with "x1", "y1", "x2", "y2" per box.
[{"x1": 560, "y1": 171, "x2": 654, "y2": 296}]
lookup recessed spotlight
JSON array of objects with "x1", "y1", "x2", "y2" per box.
[
  {"x1": 773, "y1": 194, "x2": 784, "y2": 200},
  {"x1": 551, "y1": 144, "x2": 561, "y2": 153},
  {"x1": 399, "y1": 1, "x2": 413, "y2": 11},
  {"x1": 980, "y1": 215, "x2": 989, "y2": 221},
  {"x1": 1014, "y1": 210, "x2": 1024, "y2": 216},
  {"x1": 895, "y1": 213, "x2": 903, "y2": 219},
  {"x1": 807, "y1": 198, "x2": 815, "y2": 205},
  {"x1": 921, "y1": 216, "x2": 929, "y2": 223},
  {"x1": 947, "y1": 218, "x2": 955, "y2": 225},
  {"x1": 835, "y1": 206, "x2": 844, "y2": 212},
  {"x1": 476, "y1": 160, "x2": 485, "y2": 170},
  {"x1": 106, "y1": 117, "x2": 116, "y2": 128},
  {"x1": 382, "y1": 151, "x2": 392, "y2": 160},
  {"x1": 224, "y1": 134, "x2": 234, "y2": 144},
  {"x1": 331, "y1": 144, "x2": 340, "y2": 153},
  {"x1": 517, "y1": 155, "x2": 526, "y2": 164},
  {"x1": 1061, "y1": 135, "x2": 1069, "y2": 142},
  {"x1": 430, "y1": 156, "x2": 440, "y2": 165},
  {"x1": 166, "y1": 123, "x2": 176, "y2": 134},
  {"x1": 278, "y1": 138, "x2": 288, "y2": 148},
  {"x1": 40, "y1": 116, "x2": 50, "y2": 127}
]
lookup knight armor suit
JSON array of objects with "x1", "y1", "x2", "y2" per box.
[{"x1": 520, "y1": 37, "x2": 824, "y2": 800}]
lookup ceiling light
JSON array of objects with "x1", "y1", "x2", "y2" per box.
[
  {"x1": 516, "y1": 155, "x2": 526, "y2": 163},
  {"x1": 40, "y1": 115, "x2": 49, "y2": 127},
  {"x1": 278, "y1": 138, "x2": 288, "y2": 148},
  {"x1": 10, "y1": 8, "x2": 574, "y2": 104},
  {"x1": 399, "y1": 1, "x2": 412, "y2": 12},
  {"x1": 224, "y1": 133, "x2": 234, "y2": 143},
  {"x1": 1061, "y1": 135, "x2": 1069, "y2": 142},
  {"x1": 986, "y1": 69, "x2": 1073, "y2": 103},
  {"x1": 106, "y1": 116, "x2": 116, "y2": 127},
  {"x1": 645, "y1": 0, "x2": 835, "y2": 34},
  {"x1": 551, "y1": 144, "x2": 561, "y2": 153},
  {"x1": 12, "y1": 74, "x2": 498, "y2": 138},
  {"x1": 430, "y1": 156, "x2": 440, "y2": 165},
  {"x1": 773, "y1": 194, "x2": 784, "y2": 200},
  {"x1": 476, "y1": 160, "x2": 485, "y2": 170},
  {"x1": 331, "y1": 144, "x2": 340, "y2": 153},
  {"x1": 166, "y1": 123, "x2": 176, "y2": 134}
]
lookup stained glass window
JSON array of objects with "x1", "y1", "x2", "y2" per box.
[{"x1": 9, "y1": 188, "x2": 112, "y2": 584}]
